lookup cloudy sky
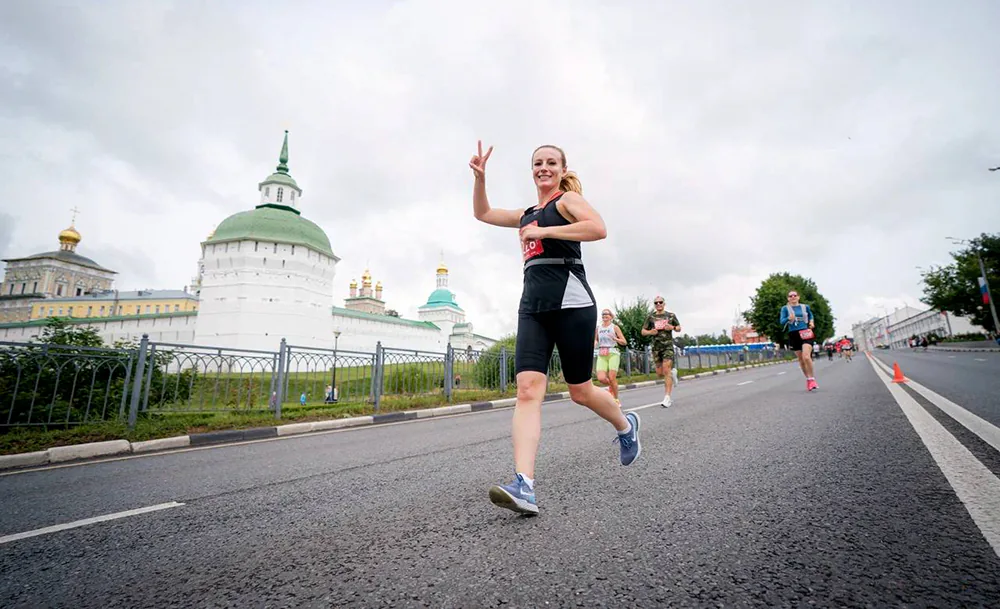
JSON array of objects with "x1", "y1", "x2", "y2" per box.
[{"x1": 1, "y1": 0, "x2": 998, "y2": 341}]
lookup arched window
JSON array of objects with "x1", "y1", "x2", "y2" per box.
[
  {"x1": 277, "y1": 187, "x2": 284, "y2": 203},
  {"x1": 265, "y1": 187, "x2": 270, "y2": 197}
]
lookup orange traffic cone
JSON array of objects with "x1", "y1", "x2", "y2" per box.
[{"x1": 891, "y1": 362, "x2": 906, "y2": 384}]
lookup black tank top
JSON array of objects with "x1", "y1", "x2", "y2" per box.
[{"x1": 518, "y1": 193, "x2": 596, "y2": 314}]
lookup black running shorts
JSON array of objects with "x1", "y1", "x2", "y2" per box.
[
  {"x1": 515, "y1": 305, "x2": 597, "y2": 385},
  {"x1": 787, "y1": 329, "x2": 816, "y2": 352}
]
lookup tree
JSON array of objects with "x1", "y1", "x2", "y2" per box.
[
  {"x1": 743, "y1": 273, "x2": 834, "y2": 348},
  {"x1": 472, "y1": 334, "x2": 516, "y2": 389},
  {"x1": 920, "y1": 233, "x2": 999, "y2": 333},
  {"x1": 691, "y1": 332, "x2": 734, "y2": 346},
  {"x1": 613, "y1": 296, "x2": 653, "y2": 351},
  {"x1": 34, "y1": 317, "x2": 104, "y2": 347},
  {"x1": 674, "y1": 333, "x2": 694, "y2": 349}
]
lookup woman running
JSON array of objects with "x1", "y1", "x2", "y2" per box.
[
  {"x1": 594, "y1": 308, "x2": 627, "y2": 405},
  {"x1": 470, "y1": 141, "x2": 641, "y2": 516},
  {"x1": 780, "y1": 290, "x2": 818, "y2": 391}
]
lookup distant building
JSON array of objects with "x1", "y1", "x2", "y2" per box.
[
  {"x1": 1, "y1": 132, "x2": 497, "y2": 352},
  {"x1": 0, "y1": 219, "x2": 116, "y2": 323},
  {"x1": 31, "y1": 289, "x2": 199, "y2": 320},
  {"x1": 731, "y1": 324, "x2": 768, "y2": 344},
  {"x1": 852, "y1": 305, "x2": 982, "y2": 350}
]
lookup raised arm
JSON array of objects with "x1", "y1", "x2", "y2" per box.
[{"x1": 470, "y1": 140, "x2": 522, "y2": 229}]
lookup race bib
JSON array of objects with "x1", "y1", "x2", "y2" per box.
[
  {"x1": 654, "y1": 319, "x2": 669, "y2": 331},
  {"x1": 599, "y1": 347, "x2": 610, "y2": 356},
  {"x1": 799, "y1": 328, "x2": 815, "y2": 340},
  {"x1": 522, "y1": 222, "x2": 544, "y2": 262}
]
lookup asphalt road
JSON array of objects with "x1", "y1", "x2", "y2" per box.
[
  {"x1": 871, "y1": 348, "x2": 1000, "y2": 428},
  {"x1": 2, "y1": 355, "x2": 999, "y2": 608}
]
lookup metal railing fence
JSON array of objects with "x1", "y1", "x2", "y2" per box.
[{"x1": 0, "y1": 335, "x2": 792, "y2": 430}]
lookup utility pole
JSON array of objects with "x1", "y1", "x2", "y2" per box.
[{"x1": 947, "y1": 237, "x2": 1000, "y2": 338}]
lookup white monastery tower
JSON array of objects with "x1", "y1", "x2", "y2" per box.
[
  {"x1": 193, "y1": 131, "x2": 339, "y2": 351},
  {"x1": 417, "y1": 255, "x2": 466, "y2": 340}
]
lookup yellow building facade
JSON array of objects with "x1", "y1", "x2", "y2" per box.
[{"x1": 31, "y1": 289, "x2": 199, "y2": 320}]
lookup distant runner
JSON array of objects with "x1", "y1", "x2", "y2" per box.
[
  {"x1": 780, "y1": 290, "x2": 818, "y2": 391},
  {"x1": 838, "y1": 337, "x2": 853, "y2": 362},
  {"x1": 594, "y1": 308, "x2": 627, "y2": 405},
  {"x1": 642, "y1": 296, "x2": 682, "y2": 407}
]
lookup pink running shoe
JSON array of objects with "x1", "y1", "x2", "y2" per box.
[{"x1": 807, "y1": 379, "x2": 818, "y2": 391}]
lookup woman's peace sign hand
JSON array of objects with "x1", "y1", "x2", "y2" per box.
[{"x1": 469, "y1": 140, "x2": 493, "y2": 179}]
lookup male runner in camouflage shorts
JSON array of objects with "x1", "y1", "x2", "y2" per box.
[{"x1": 641, "y1": 296, "x2": 682, "y2": 408}]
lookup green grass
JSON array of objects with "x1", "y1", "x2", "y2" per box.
[{"x1": 0, "y1": 356, "x2": 793, "y2": 455}]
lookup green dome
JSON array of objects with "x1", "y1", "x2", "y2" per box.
[
  {"x1": 207, "y1": 204, "x2": 335, "y2": 258},
  {"x1": 420, "y1": 287, "x2": 462, "y2": 310}
]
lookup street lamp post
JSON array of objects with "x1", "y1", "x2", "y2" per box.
[
  {"x1": 947, "y1": 237, "x2": 1000, "y2": 339},
  {"x1": 331, "y1": 330, "x2": 341, "y2": 403}
]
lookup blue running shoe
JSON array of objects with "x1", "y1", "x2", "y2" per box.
[
  {"x1": 615, "y1": 411, "x2": 642, "y2": 466},
  {"x1": 489, "y1": 473, "x2": 539, "y2": 515}
]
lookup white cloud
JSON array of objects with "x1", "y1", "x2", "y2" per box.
[{"x1": 2, "y1": 0, "x2": 1000, "y2": 343}]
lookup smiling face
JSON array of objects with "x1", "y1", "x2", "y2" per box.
[
  {"x1": 531, "y1": 146, "x2": 566, "y2": 191},
  {"x1": 787, "y1": 291, "x2": 800, "y2": 306},
  {"x1": 601, "y1": 309, "x2": 613, "y2": 323},
  {"x1": 653, "y1": 296, "x2": 665, "y2": 312}
]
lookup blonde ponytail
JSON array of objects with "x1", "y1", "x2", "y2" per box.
[{"x1": 559, "y1": 170, "x2": 582, "y2": 194}]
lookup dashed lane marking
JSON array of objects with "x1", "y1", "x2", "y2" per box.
[{"x1": 0, "y1": 502, "x2": 185, "y2": 546}]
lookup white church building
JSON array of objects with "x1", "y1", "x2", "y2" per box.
[{"x1": 0, "y1": 133, "x2": 497, "y2": 354}]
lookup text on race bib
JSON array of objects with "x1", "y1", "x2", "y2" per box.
[
  {"x1": 522, "y1": 221, "x2": 544, "y2": 262},
  {"x1": 654, "y1": 319, "x2": 669, "y2": 331},
  {"x1": 599, "y1": 347, "x2": 610, "y2": 356}
]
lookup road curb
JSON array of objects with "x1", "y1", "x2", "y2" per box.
[
  {"x1": 0, "y1": 358, "x2": 794, "y2": 471},
  {"x1": 928, "y1": 346, "x2": 1000, "y2": 353},
  {"x1": 47, "y1": 440, "x2": 131, "y2": 464}
]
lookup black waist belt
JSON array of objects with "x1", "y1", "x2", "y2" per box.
[{"x1": 524, "y1": 257, "x2": 583, "y2": 269}]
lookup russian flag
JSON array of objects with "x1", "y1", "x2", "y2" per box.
[{"x1": 980, "y1": 277, "x2": 990, "y2": 304}]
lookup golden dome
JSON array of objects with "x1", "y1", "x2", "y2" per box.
[
  {"x1": 59, "y1": 225, "x2": 81, "y2": 244},
  {"x1": 375, "y1": 281, "x2": 383, "y2": 289},
  {"x1": 436, "y1": 262, "x2": 448, "y2": 274},
  {"x1": 349, "y1": 279, "x2": 358, "y2": 288}
]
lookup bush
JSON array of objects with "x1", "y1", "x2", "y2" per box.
[
  {"x1": 941, "y1": 332, "x2": 990, "y2": 343},
  {"x1": 383, "y1": 364, "x2": 442, "y2": 395},
  {"x1": 473, "y1": 335, "x2": 516, "y2": 390}
]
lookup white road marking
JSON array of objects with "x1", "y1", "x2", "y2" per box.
[
  {"x1": 737, "y1": 381, "x2": 754, "y2": 386},
  {"x1": 0, "y1": 502, "x2": 184, "y2": 546},
  {"x1": 949, "y1": 356, "x2": 957, "y2": 359},
  {"x1": 868, "y1": 357, "x2": 1000, "y2": 454},
  {"x1": 627, "y1": 402, "x2": 666, "y2": 412},
  {"x1": 976, "y1": 358, "x2": 987, "y2": 362},
  {"x1": 777, "y1": 371, "x2": 787, "y2": 376},
  {"x1": 865, "y1": 356, "x2": 1000, "y2": 557}
]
